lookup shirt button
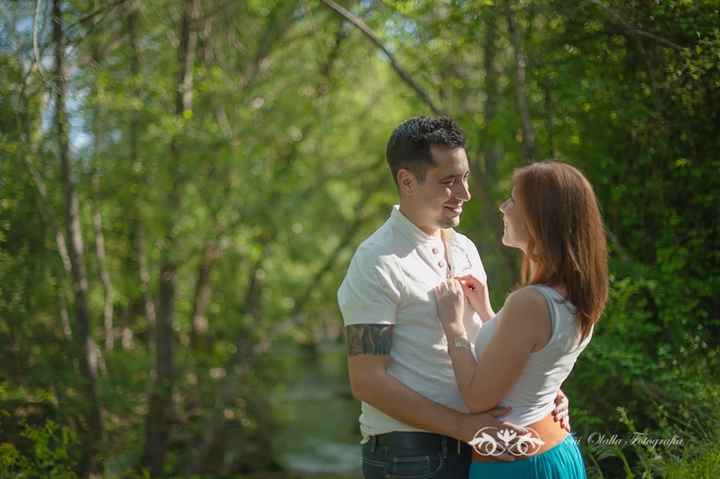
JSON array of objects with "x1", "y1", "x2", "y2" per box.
[
  {"x1": 432, "y1": 248, "x2": 439, "y2": 255},
  {"x1": 438, "y1": 261, "x2": 444, "y2": 268}
]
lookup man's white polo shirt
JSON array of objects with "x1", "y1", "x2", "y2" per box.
[{"x1": 337, "y1": 205, "x2": 487, "y2": 439}]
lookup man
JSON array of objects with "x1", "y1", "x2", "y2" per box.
[{"x1": 337, "y1": 117, "x2": 570, "y2": 478}]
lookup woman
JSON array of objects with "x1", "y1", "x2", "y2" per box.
[{"x1": 434, "y1": 161, "x2": 608, "y2": 478}]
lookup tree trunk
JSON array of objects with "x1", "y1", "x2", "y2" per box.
[
  {"x1": 542, "y1": 78, "x2": 556, "y2": 159},
  {"x1": 506, "y1": 2, "x2": 536, "y2": 163},
  {"x1": 89, "y1": 42, "x2": 114, "y2": 352},
  {"x1": 190, "y1": 242, "x2": 220, "y2": 352},
  {"x1": 136, "y1": 223, "x2": 156, "y2": 337},
  {"x1": 478, "y1": 7, "x2": 518, "y2": 280},
  {"x1": 143, "y1": 0, "x2": 199, "y2": 474},
  {"x1": 188, "y1": 258, "x2": 264, "y2": 474},
  {"x1": 93, "y1": 205, "x2": 114, "y2": 350},
  {"x1": 59, "y1": 290, "x2": 72, "y2": 338},
  {"x1": 52, "y1": 0, "x2": 103, "y2": 476},
  {"x1": 244, "y1": 1, "x2": 299, "y2": 87},
  {"x1": 126, "y1": 1, "x2": 156, "y2": 350},
  {"x1": 483, "y1": 9, "x2": 500, "y2": 179}
]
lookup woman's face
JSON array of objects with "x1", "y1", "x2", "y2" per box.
[{"x1": 499, "y1": 188, "x2": 529, "y2": 252}]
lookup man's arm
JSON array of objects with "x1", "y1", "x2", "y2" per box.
[{"x1": 345, "y1": 324, "x2": 511, "y2": 442}]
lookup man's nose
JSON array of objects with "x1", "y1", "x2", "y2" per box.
[
  {"x1": 455, "y1": 181, "x2": 471, "y2": 201},
  {"x1": 499, "y1": 199, "x2": 509, "y2": 212}
]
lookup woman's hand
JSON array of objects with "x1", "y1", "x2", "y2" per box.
[
  {"x1": 433, "y1": 279, "x2": 467, "y2": 340},
  {"x1": 457, "y1": 273, "x2": 493, "y2": 322}
]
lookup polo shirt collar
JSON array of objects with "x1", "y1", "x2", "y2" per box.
[{"x1": 390, "y1": 205, "x2": 445, "y2": 245}]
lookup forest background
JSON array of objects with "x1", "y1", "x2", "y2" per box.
[{"x1": 1, "y1": 0, "x2": 719, "y2": 477}]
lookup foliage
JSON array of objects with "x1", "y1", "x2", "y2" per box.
[
  {"x1": 0, "y1": 417, "x2": 78, "y2": 479},
  {"x1": 0, "y1": 0, "x2": 718, "y2": 477}
]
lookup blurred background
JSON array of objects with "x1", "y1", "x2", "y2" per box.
[{"x1": 1, "y1": 0, "x2": 719, "y2": 477}]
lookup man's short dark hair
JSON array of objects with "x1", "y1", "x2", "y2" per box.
[{"x1": 386, "y1": 116, "x2": 466, "y2": 185}]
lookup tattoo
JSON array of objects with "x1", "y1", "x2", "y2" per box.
[{"x1": 345, "y1": 324, "x2": 394, "y2": 356}]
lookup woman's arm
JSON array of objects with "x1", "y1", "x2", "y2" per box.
[{"x1": 435, "y1": 283, "x2": 549, "y2": 412}]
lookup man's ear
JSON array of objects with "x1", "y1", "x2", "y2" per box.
[{"x1": 397, "y1": 168, "x2": 417, "y2": 196}]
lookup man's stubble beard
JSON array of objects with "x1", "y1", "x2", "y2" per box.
[{"x1": 437, "y1": 215, "x2": 460, "y2": 229}]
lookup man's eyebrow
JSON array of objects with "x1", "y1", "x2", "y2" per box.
[{"x1": 439, "y1": 172, "x2": 471, "y2": 181}]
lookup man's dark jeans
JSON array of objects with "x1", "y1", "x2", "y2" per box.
[{"x1": 362, "y1": 431, "x2": 472, "y2": 479}]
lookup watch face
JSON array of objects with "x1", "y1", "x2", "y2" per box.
[{"x1": 453, "y1": 337, "x2": 471, "y2": 349}]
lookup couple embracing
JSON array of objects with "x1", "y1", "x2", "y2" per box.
[{"x1": 338, "y1": 117, "x2": 607, "y2": 478}]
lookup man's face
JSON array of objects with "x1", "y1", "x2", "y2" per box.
[{"x1": 404, "y1": 145, "x2": 471, "y2": 231}]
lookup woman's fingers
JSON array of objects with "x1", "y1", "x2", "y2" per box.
[{"x1": 458, "y1": 273, "x2": 482, "y2": 284}]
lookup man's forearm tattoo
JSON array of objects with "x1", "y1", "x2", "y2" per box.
[{"x1": 345, "y1": 324, "x2": 394, "y2": 356}]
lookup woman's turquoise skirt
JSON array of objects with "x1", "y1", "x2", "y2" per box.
[{"x1": 469, "y1": 434, "x2": 586, "y2": 479}]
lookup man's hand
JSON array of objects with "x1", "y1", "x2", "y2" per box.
[
  {"x1": 433, "y1": 279, "x2": 467, "y2": 339},
  {"x1": 453, "y1": 406, "x2": 522, "y2": 462},
  {"x1": 552, "y1": 390, "x2": 571, "y2": 432}
]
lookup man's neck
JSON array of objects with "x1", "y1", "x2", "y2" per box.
[{"x1": 398, "y1": 202, "x2": 441, "y2": 238}]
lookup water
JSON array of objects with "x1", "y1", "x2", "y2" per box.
[{"x1": 271, "y1": 341, "x2": 363, "y2": 478}]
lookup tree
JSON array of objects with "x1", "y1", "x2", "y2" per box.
[{"x1": 52, "y1": 0, "x2": 103, "y2": 476}]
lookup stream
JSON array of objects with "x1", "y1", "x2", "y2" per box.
[{"x1": 271, "y1": 341, "x2": 363, "y2": 478}]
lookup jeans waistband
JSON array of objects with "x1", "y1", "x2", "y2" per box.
[{"x1": 366, "y1": 431, "x2": 468, "y2": 456}]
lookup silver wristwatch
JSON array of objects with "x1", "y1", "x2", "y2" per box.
[{"x1": 450, "y1": 336, "x2": 473, "y2": 352}]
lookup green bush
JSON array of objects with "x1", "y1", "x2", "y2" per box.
[{"x1": 0, "y1": 419, "x2": 78, "y2": 479}]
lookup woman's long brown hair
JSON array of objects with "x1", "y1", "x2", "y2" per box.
[{"x1": 513, "y1": 161, "x2": 608, "y2": 342}]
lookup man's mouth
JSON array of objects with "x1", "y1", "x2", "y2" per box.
[{"x1": 444, "y1": 204, "x2": 463, "y2": 215}]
